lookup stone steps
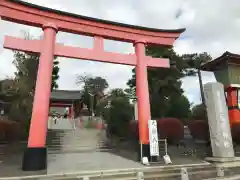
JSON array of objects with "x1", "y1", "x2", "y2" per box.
[
  {"x1": 46, "y1": 128, "x2": 108, "y2": 154},
  {"x1": 47, "y1": 143, "x2": 108, "y2": 152},
  {"x1": 48, "y1": 118, "x2": 73, "y2": 130}
]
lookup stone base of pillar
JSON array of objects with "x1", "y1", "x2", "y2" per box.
[
  {"x1": 22, "y1": 147, "x2": 47, "y2": 171},
  {"x1": 205, "y1": 156, "x2": 240, "y2": 163},
  {"x1": 142, "y1": 144, "x2": 150, "y2": 158},
  {"x1": 138, "y1": 143, "x2": 150, "y2": 161}
]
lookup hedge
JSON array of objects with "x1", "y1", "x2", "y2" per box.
[
  {"x1": 157, "y1": 117, "x2": 184, "y2": 144},
  {"x1": 188, "y1": 120, "x2": 210, "y2": 141},
  {"x1": 0, "y1": 117, "x2": 23, "y2": 141}
]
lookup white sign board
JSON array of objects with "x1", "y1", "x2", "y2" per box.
[{"x1": 148, "y1": 120, "x2": 159, "y2": 156}]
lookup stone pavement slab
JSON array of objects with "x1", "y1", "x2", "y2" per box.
[
  {"x1": 47, "y1": 152, "x2": 144, "y2": 174},
  {"x1": 0, "y1": 154, "x2": 46, "y2": 177}
]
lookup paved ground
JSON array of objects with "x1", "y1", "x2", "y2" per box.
[
  {"x1": 0, "y1": 152, "x2": 144, "y2": 177},
  {"x1": 0, "y1": 126, "x2": 235, "y2": 179},
  {"x1": 47, "y1": 152, "x2": 144, "y2": 174},
  {"x1": 0, "y1": 128, "x2": 212, "y2": 178},
  {"x1": 0, "y1": 151, "x2": 210, "y2": 178},
  {"x1": 1, "y1": 152, "x2": 240, "y2": 179},
  {"x1": 0, "y1": 154, "x2": 46, "y2": 177}
]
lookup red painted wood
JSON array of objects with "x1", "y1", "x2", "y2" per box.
[
  {"x1": 27, "y1": 25, "x2": 57, "y2": 148},
  {"x1": 147, "y1": 57, "x2": 170, "y2": 68},
  {"x1": 0, "y1": 0, "x2": 182, "y2": 45},
  {"x1": 4, "y1": 36, "x2": 42, "y2": 53},
  {"x1": 56, "y1": 43, "x2": 137, "y2": 66},
  {"x1": 94, "y1": 36, "x2": 104, "y2": 51},
  {"x1": 4, "y1": 36, "x2": 170, "y2": 68},
  {"x1": 135, "y1": 41, "x2": 151, "y2": 144},
  {"x1": 226, "y1": 87, "x2": 240, "y2": 127}
]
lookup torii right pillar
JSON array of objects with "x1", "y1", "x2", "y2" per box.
[{"x1": 135, "y1": 40, "x2": 151, "y2": 159}]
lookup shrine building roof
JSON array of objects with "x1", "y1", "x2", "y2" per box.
[
  {"x1": 200, "y1": 51, "x2": 240, "y2": 71},
  {"x1": 50, "y1": 90, "x2": 83, "y2": 101}
]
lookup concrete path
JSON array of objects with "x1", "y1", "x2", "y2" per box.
[
  {"x1": 0, "y1": 150, "x2": 209, "y2": 177},
  {"x1": 47, "y1": 152, "x2": 144, "y2": 174},
  {"x1": 0, "y1": 154, "x2": 46, "y2": 177}
]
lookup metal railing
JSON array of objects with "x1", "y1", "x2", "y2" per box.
[{"x1": 159, "y1": 138, "x2": 168, "y2": 156}]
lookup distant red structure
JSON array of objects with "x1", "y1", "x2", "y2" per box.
[
  {"x1": 0, "y1": 0, "x2": 184, "y2": 170},
  {"x1": 50, "y1": 90, "x2": 83, "y2": 118}
]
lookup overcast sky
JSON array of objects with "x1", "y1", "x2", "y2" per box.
[{"x1": 1, "y1": 0, "x2": 239, "y2": 104}]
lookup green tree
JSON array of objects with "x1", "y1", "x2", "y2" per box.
[
  {"x1": 0, "y1": 78, "x2": 17, "y2": 100},
  {"x1": 127, "y1": 46, "x2": 188, "y2": 118},
  {"x1": 76, "y1": 74, "x2": 109, "y2": 94},
  {"x1": 76, "y1": 74, "x2": 109, "y2": 113},
  {"x1": 127, "y1": 46, "x2": 211, "y2": 119},
  {"x1": 124, "y1": 88, "x2": 136, "y2": 101},
  {"x1": 166, "y1": 94, "x2": 192, "y2": 120},
  {"x1": 99, "y1": 88, "x2": 133, "y2": 138},
  {"x1": 52, "y1": 60, "x2": 60, "y2": 90},
  {"x1": 182, "y1": 53, "x2": 212, "y2": 106},
  {"x1": 110, "y1": 88, "x2": 127, "y2": 98},
  {"x1": 191, "y1": 103, "x2": 208, "y2": 121}
]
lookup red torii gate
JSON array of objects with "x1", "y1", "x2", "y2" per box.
[{"x1": 0, "y1": 0, "x2": 185, "y2": 171}]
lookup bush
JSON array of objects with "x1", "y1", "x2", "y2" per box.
[
  {"x1": 5, "y1": 123, "x2": 22, "y2": 141},
  {"x1": 188, "y1": 120, "x2": 210, "y2": 141},
  {"x1": 231, "y1": 123, "x2": 240, "y2": 144},
  {"x1": 105, "y1": 97, "x2": 133, "y2": 138},
  {"x1": 157, "y1": 117, "x2": 184, "y2": 144},
  {"x1": 0, "y1": 118, "x2": 23, "y2": 141}
]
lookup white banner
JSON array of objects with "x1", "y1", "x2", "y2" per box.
[{"x1": 148, "y1": 120, "x2": 159, "y2": 156}]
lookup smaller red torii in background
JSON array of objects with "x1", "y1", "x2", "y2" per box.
[{"x1": 0, "y1": 0, "x2": 185, "y2": 171}]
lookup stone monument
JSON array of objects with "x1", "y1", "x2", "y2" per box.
[{"x1": 204, "y1": 82, "x2": 235, "y2": 161}]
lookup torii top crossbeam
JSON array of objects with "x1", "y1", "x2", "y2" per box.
[
  {"x1": 0, "y1": 0, "x2": 184, "y2": 67},
  {"x1": 0, "y1": 0, "x2": 184, "y2": 44}
]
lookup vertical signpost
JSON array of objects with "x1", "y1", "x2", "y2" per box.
[{"x1": 148, "y1": 120, "x2": 159, "y2": 159}]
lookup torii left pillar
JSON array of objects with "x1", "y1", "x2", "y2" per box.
[{"x1": 22, "y1": 23, "x2": 58, "y2": 171}]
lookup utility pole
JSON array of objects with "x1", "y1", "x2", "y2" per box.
[{"x1": 198, "y1": 69, "x2": 206, "y2": 106}]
